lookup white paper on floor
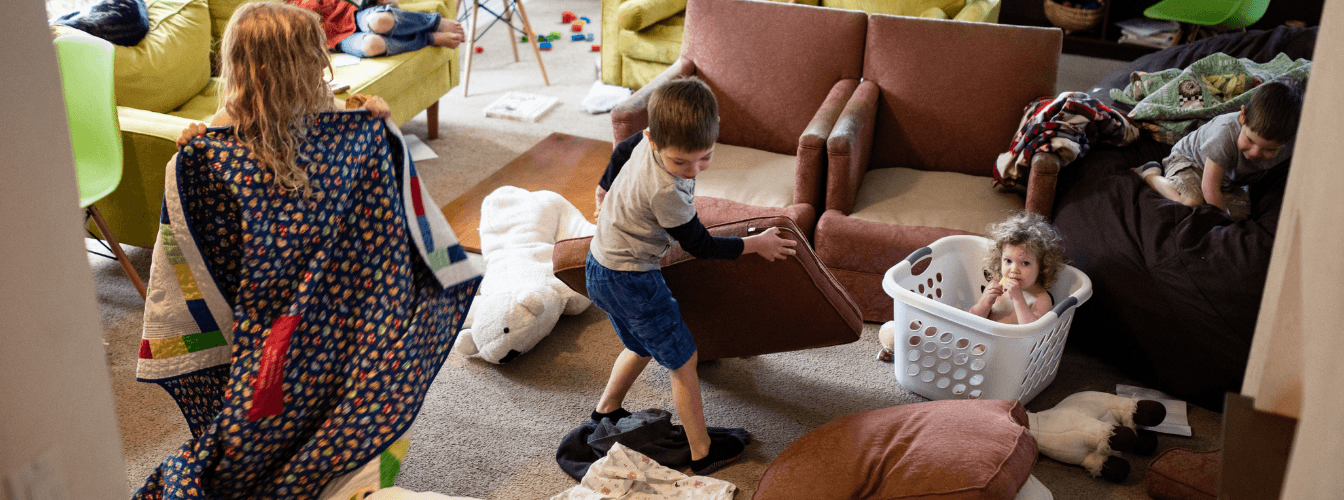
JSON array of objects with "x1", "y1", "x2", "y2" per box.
[
  {"x1": 1116, "y1": 384, "x2": 1192, "y2": 436},
  {"x1": 333, "y1": 54, "x2": 361, "y2": 67},
  {"x1": 403, "y1": 134, "x2": 439, "y2": 161},
  {"x1": 580, "y1": 80, "x2": 633, "y2": 114}
]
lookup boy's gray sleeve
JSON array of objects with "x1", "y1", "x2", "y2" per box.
[
  {"x1": 1199, "y1": 123, "x2": 1240, "y2": 170},
  {"x1": 651, "y1": 186, "x2": 696, "y2": 229}
]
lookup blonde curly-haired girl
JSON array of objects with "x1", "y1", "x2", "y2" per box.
[
  {"x1": 969, "y1": 211, "x2": 1066, "y2": 324},
  {"x1": 176, "y1": 1, "x2": 390, "y2": 198}
]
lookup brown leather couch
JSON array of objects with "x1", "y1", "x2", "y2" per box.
[
  {"x1": 816, "y1": 15, "x2": 1062, "y2": 322},
  {"x1": 609, "y1": 0, "x2": 869, "y2": 239}
]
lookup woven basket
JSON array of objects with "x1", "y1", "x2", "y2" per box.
[{"x1": 1044, "y1": 0, "x2": 1102, "y2": 33}]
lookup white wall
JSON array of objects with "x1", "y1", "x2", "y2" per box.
[
  {"x1": 0, "y1": 2, "x2": 129, "y2": 498},
  {"x1": 1242, "y1": 0, "x2": 1344, "y2": 497}
]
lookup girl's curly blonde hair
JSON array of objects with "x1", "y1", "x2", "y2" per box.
[
  {"x1": 219, "y1": 1, "x2": 335, "y2": 198},
  {"x1": 983, "y1": 211, "x2": 1067, "y2": 289}
]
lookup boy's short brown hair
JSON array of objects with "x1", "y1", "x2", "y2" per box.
[
  {"x1": 1243, "y1": 80, "x2": 1304, "y2": 144},
  {"x1": 648, "y1": 76, "x2": 719, "y2": 152}
]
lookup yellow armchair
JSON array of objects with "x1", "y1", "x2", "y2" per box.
[{"x1": 600, "y1": 0, "x2": 999, "y2": 90}]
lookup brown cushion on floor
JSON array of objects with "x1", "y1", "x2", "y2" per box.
[
  {"x1": 1147, "y1": 448, "x2": 1219, "y2": 500},
  {"x1": 753, "y1": 399, "x2": 1037, "y2": 500},
  {"x1": 551, "y1": 216, "x2": 861, "y2": 361}
]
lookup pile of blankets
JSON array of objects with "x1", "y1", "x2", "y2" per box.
[
  {"x1": 134, "y1": 112, "x2": 482, "y2": 499},
  {"x1": 993, "y1": 91, "x2": 1139, "y2": 190},
  {"x1": 1112, "y1": 52, "x2": 1311, "y2": 144}
]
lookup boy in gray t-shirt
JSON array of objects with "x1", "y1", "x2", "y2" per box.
[
  {"x1": 1135, "y1": 80, "x2": 1303, "y2": 218},
  {"x1": 585, "y1": 77, "x2": 796, "y2": 475}
]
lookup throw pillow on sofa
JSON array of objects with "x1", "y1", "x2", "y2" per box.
[
  {"x1": 754, "y1": 399, "x2": 1037, "y2": 500},
  {"x1": 115, "y1": 0, "x2": 212, "y2": 113}
]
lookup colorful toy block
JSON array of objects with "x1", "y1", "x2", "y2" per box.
[
  {"x1": 571, "y1": 21, "x2": 584, "y2": 32},
  {"x1": 561, "y1": 11, "x2": 576, "y2": 23},
  {"x1": 585, "y1": 33, "x2": 594, "y2": 42},
  {"x1": 590, "y1": 44, "x2": 601, "y2": 52},
  {"x1": 539, "y1": 41, "x2": 552, "y2": 50},
  {"x1": 475, "y1": 46, "x2": 483, "y2": 53},
  {"x1": 580, "y1": 17, "x2": 590, "y2": 23},
  {"x1": 548, "y1": 31, "x2": 562, "y2": 40},
  {"x1": 571, "y1": 34, "x2": 585, "y2": 41},
  {"x1": 521, "y1": 35, "x2": 528, "y2": 42}
]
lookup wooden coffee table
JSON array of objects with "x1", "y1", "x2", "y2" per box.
[{"x1": 440, "y1": 132, "x2": 613, "y2": 253}]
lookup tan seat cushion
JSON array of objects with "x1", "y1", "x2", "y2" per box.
[
  {"x1": 850, "y1": 167, "x2": 1022, "y2": 235},
  {"x1": 694, "y1": 143, "x2": 796, "y2": 209}
]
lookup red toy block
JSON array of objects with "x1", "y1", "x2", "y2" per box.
[
  {"x1": 561, "y1": 11, "x2": 576, "y2": 23},
  {"x1": 475, "y1": 46, "x2": 483, "y2": 53},
  {"x1": 571, "y1": 21, "x2": 584, "y2": 32},
  {"x1": 590, "y1": 44, "x2": 601, "y2": 52}
]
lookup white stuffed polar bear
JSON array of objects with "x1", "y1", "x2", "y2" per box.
[{"x1": 455, "y1": 186, "x2": 595, "y2": 364}]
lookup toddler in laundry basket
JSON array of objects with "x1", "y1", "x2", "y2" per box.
[{"x1": 968, "y1": 211, "x2": 1066, "y2": 324}]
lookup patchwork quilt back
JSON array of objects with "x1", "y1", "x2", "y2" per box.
[{"x1": 134, "y1": 112, "x2": 482, "y2": 499}]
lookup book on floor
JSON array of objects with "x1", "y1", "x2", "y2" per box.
[{"x1": 483, "y1": 92, "x2": 560, "y2": 122}]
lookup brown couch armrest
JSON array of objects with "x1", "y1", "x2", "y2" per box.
[
  {"x1": 552, "y1": 216, "x2": 861, "y2": 360},
  {"x1": 796, "y1": 78, "x2": 860, "y2": 211},
  {"x1": 825, "y1": 79, "x2": 878, "y2": 215},
  {"x1": 1024, "y1": 152, "x2": 1062, "y2": 218},
  {"x1": 611, "y1": 58, "x2": 696, "y2": 144}
]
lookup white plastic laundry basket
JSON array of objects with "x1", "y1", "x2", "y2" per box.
[{"x1": 882, "y1": 235, "x2": 1092, "y2": 405}]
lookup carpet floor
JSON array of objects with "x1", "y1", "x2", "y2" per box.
[{"x1": 92, "y1": 0, "x2": 1223, "y2": 498}]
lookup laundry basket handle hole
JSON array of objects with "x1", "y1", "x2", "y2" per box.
[
  {"x1": 905, "y1": 246, "x2": 933, "y2": 274},
  {"x1": 1051, "y1": 296, "x2": 1079, "y2": 317}
]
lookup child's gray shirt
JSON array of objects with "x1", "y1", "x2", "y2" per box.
[
  {"x1": 590, "y1": 134, "x2": 697, "y2": 272},
  {"x1": 1169, "y1": 111, "x2": 1294, "y2": 188}
]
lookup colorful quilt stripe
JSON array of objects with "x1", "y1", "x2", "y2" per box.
[{"x1": 139, "y1": 331, "x2": 228, "y2": 360}]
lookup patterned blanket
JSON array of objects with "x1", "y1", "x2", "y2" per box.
[
  {"x1": 134, "y1": 112, "x2": 483, "y2": 500},
  {"x1": 1111, "y1": 52, "x2": 1311, "y2": 144},
  {"x1": 994, "y1": 91, "x2": 1139, "y2": 190}
]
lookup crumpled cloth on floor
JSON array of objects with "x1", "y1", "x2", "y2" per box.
[
  {"x1": 551, "y1": 443, "x2": 736, "y2": 500},
  {"x1": 556, "y1": 409, "x2": 750, "y2": 481}
]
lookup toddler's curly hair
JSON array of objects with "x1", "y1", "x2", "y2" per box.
[{"x1": 983, "y1": 211, "x2": 1066, "y2": 289}]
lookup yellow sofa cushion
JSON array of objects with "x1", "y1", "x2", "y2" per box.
[
  {"x1": 112, "y1": 0, "x2": 212, "y2": 113},
  {"x1": 694, "y1": 143, "x2": 796, "y2": 209},
  {"x1": 616, "y1": 0, "x2": 686, "y2": 32},
  {"x1": 849, "y1": 167, "x2": 1021, "y2": 235},
  {"x1": 617, "y1": 16, "x2": 684, "y2": 65},
  {"x1": 823, "y1": 0, "x2": 967, "y2": 18},
  {"x1": 954, "y1": 0, "x2": 993, "y2": 21}
]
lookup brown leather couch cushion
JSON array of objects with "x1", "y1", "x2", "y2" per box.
[
  {"x1": 861, "y1": 14, "x2": 1061, "y2": 177},
  {"x1": 681, "y1": 0, "x2": 867, "y2": 156},
  {"x1": 753, "y1": 399, "x2": 1037, "y2": 500},
  {"x1": 551, "y1": 216, "x2": 861, "y2": 361}
]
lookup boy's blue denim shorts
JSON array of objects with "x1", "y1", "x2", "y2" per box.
[{"x1": 586, "y1": 253, "x2": 697, "y2": 370}]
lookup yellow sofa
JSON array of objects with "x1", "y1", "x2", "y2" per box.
[
  {"x1": 600, "y1": 0, "x2": 1000, "y2": 89},
  {"x1": 55, "y1": 0, "x2": 459, "y2": 248}
]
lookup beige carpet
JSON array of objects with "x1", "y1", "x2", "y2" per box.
[{"x1": 92, "y1": 1, "x2": 1222, "y2": 498}]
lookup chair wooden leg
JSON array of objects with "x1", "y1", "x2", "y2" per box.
[
  {"x1": 427, "y1": 101, "x2": 439, "y2": 140},
  {"x1": 463, "y1": 0, "x2": 482, "y2": 97},
  {"x1": 505, "y1": 1, "x2": 520, "y2": 63},
  {"x1": 88, "y1": 204, "x2": 146, "y2": 300},
  {"x1": 511, "y1": 0, "x2": 549, "y2": 86}
]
